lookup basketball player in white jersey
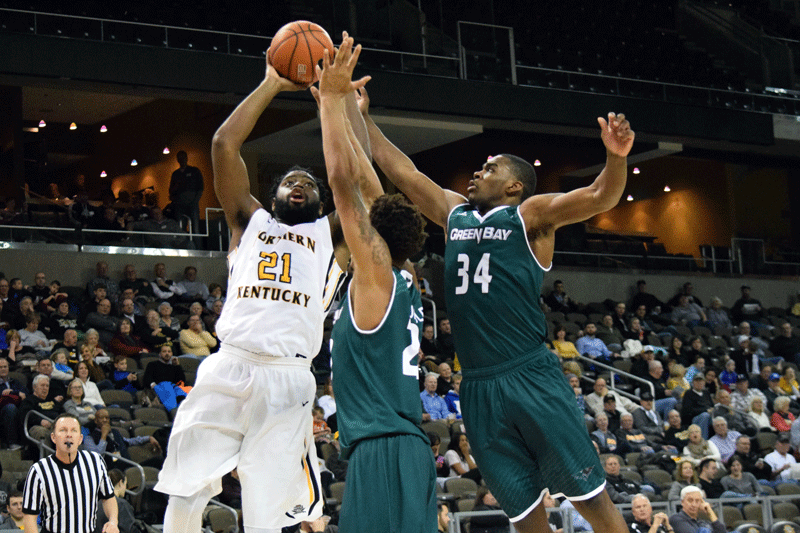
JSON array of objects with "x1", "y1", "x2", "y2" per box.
[{"x1": 155, "y1": 34, "x2": 375, "y2": 533}]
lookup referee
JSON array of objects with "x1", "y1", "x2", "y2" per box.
[{"x1": 22, "y1": 413, "x2": 119, "y2": 533}]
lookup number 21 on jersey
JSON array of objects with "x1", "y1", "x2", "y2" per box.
[
  {"x1": 455, "y1": 253, "x2": 492, "y2": 294},
  {"x1": 258, "y1": 252, "x2": 292, "y2": 283}
]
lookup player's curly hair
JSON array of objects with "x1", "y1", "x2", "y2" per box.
[
  {"x1": 499, "y1": 154, "x2": 537, "y2": 201},
  {"x1": 268, "y1": 166, "x2": 329, "y2": 207},
  {"x1": 370, "y1": 194, "x2": 428, "y2": 263}
]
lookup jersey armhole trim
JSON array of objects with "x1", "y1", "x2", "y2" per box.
[
  {"x1": 347, "y1": 275, "x2": 397, "y2": 335},
  {"x1": 515, "y1": 205, "x2": 552, "y2": 272},
  {"x1": 445, "y1": 203, "x2": 470, "y2": 237}
]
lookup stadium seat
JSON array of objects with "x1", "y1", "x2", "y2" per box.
[
  {"x1": 642, "y1": 469, "x2": 672, "y2": 491},
  {"x1": 776, "y1": 483, "x2": 800, "y2": 496},
  {"x1": 771, "y1": 521, "x2": 800, "y2": 533},
  {"x1": 734, "y1": 525, "x2": 765, "y2": 533},
  {"x1": 101, "y1": 390, "x2": 135, "y2": 409},
  {"x1": 133, "y1": 407, "x2": 170, "y2": 425},
  {"x1": 328, "y1": 481, "x2": 346, "y2": 507},
  {"x1": 421, "y1": 421, "x2": 450, "y2": 441},
  {"x1": 772, "y1": 502, "x2": 800, "y2": 523},
  {"x1": 444, "y1": 478, "x2": 478, "y2": 499},
  {"x1": 757, "y1": 432, "x2": 778, "y2": 455},
  {"x1": 743, "y1": 503, "x2": 764, "y2": 525},
  {"x1": 457, "y1": 498, "x2": 475, "y2": 512}
]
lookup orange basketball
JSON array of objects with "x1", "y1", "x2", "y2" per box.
[{"x1": 267, "y1": 21, "x2": 335, "y2": 84}]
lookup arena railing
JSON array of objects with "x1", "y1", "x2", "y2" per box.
[
  {"x1": 205, "y1": 498, "x2": 240, "y2": 533},
  {"x1": 574, "y1": 354, "x2": 657, "y2": 403},
  {"x1": 22, "y1": 409, "x2": 147, "y2": 498},
  {"x1": 1, "y1": 8, "x2": 797, "y2": 115},
  {"x1": 450, "y1": 494, "x2": 797, "y2": 532}
]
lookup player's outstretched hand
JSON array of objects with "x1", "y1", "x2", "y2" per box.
[
  {"x1": 355, "y1": 86, "x2": 370, "y2": 116},
  {"x1": 316, "y1": 31, "x2": 371, "y2": 99},
  {"x1": 597, "y1": 112, "x2": 634, "y2": 158},
  {"x1": 265, "y1": 50, "x2": 311, "y2": 92}
]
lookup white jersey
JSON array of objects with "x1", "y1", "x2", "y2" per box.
[{"x1": 215, "y1": 208, "x2": 340, "y2": 359}]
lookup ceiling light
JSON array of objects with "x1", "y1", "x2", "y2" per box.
[
  {"x1": 632, "y1": 167, "x2": 640, "y2": 174},
  {"x1": 100, "y1": 170, "x2": 107, "y2": 177},
  {"x1": 627, "y1": 195, "x2": 634, "y2": 201},
  {"x1": 163, "y1": 146, "x2": 170, "y2": 155},
  {"x1": 39, "y1": 120, "x2": 46, "y2": 127},
  {"x1": 130, "y1": 159, "x2": 138, "y2": 166},
  {"x1": 69, "y1": 122, "x2": 77, "y2": 130},
  {"x1": 24, "y1": 127, "x2": 39, "y2": 133},
  {"x1": 100, "y1": 125, "x2": 107, "y2": 133},
  {"x1": 664, "y1": 185, "x2": 671, "y2": 192},
  {"x1": 533, "y1": 159, "x2": 541, "y2": 166}
]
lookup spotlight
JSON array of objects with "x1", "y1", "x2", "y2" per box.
[
  {"x1": 163, "y1": 147, "x2": 170, "y2": 155},
  {"x1": 632, "y1": 168, "x2": 640, "y2": 174},
  {"x1": 39, "y1": 120, "x2": 46, "y2": 127},
  {"x1": 533, "y1": 159, "x2": 541, "y2": 167},
  {"x1": 664, "y1": 185, "x2": 671, "y2": 192},
  {"x1": 69, "y1": 123, "x2": 77, "y2": 130},
  {"x1": 130, "y1": 159, "x2": 138, "y2": 166},
  {"x1": 626, "y1": 195, "x2": 634, "y2": 201},
  {"x1": 100, "y1": 125, "x2": 107, "y2": 133},
  {"x1": 100, "y1": 171, "x2": 107, "y2": 177}
]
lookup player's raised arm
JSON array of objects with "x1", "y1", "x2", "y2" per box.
[
  {"x1": 212, "y1": 57, "x2": 308, "y2": 250},
  {"x1": 520, "y1": 112, "x2": 634, "y2": 233},
  {"x1": 358, "y1": 88, "x2": 465, "y2": 228},
  {"x1": 319, "y1": 38, "x2": 394, "y2": 329}
]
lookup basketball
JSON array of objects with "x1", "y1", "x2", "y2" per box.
[{"x1": 268, "y1": 21, "x2": 335, "y2": 85}]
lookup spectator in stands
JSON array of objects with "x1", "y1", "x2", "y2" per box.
[
  {"x1": 764, "y1": 371, "x2": 792, "y2": 413},
  {"x1": 444, "y1": 374, "x2": 462, "y2": 420},
  {"x1": 142, "y1": 345, "x2": 185, "y2": 391},
  {"x1": 632, "y1": 304, "x2": 659, "y2": 336},
  {"x1": 412, "y1": 262, "x2": 432, "y2": 299},
  {"x1": 317, "y1": 377, "x2": 336, "y2": 432},
  {"x1": 630, "y1": 280, "x2": 664, "y2": 316},
  {"x1": 645, "y1": 360, "x2": 678, "y2": 420},
  {"x1": 697, "y1": 457, "x2": 750, "y2": 499},
  {"x1": 19, "y1": 313, "x2": 54, "y2": 354},
  {"x1": 667, "y1": 282, "x2": 704, "y2": 310},
  {"x1": 721, "y1": 455, "x2": 763, "y2": 496},
  {"x1": 470, "y1": 487, "x2": 509, "y2": 533},
  {"x1": 50, "y1": 328, "x2": 79, "y2": 366},
  {"x1": 729, "y1": 373, "x2": 764, "y2": 411},
  {"x1": 683, "y1": 357, "x2": 704, "y2": 385},
  {"x1": 704, "y1": 297, "x2": 731, "y2": 331},
  {"x1": 437, "y1": 502, "x2": 451, "y2": 533},
  {"x1": 119, "y1": 264, "x2": 153, "y2": 303},
  {"x1": 616, "y1": 413, "x2": 654, "y2": 454},
  {"x1": 668, "y1": 460, "x2": 699, "y2": 501},
  {"x1": 179, "y1": 315, "x2": 217, "y2": 357},
  {"x1": 84, "y1": 299, "x2": 118, "y2": 347},
  {"x1": 176, "y1": 266, "x2": 209, "y2": 304},
  {"x1": 603, "y1": 455, "x2": 654, "y2": 504},
  {"x1": 602, "y1": 395, "x2": 623, "y2": 434},
  {"x1": 771, "y1": 322, "x2": 800, "y2": 365},
  {"x1": 46, "y1": 301, "x2": 78, "y2": 341},
  {"x1": 435, "y1": 362, "x2": 454, "y2": 396},
  {"x1": 203, "y1": 299, "x2": 224, "y2": 334},
  {"x1": 704, "y1": 368, "x2": 721, "y2": 397},
  {"x1": 625, "y1": 317, "x2": 647, "y2": 345},
  {"x1": 36, "y1": 280, "x2": 68, "y2": 315},
  {"x1": 764, "y1": 433, "x2": 796, "y2": 481},
  {"x1": 575, "y1": 322, "x2": 619, "y2": 364},
  {"x1": 25, "y1": 272, "x2": 49, "y2": 308},
  {"x1": 84, "y1": 284, "x2": 108, "y2": 317},
  {"x1": 35, "y1": 356, "x2": 67, "y2": 399},
  {"x1": 89, "y1": 206, "x2": 126, "y2": 244},
  {"x1": 117, "y1": 293, "x2": 145, "y2": 332},
  {"x1": 2, "y1": 490, "x2": 25, "y2": 530},
  {"x1": 681, "y1": 337, "x2": 706, "y2": 368},
  {"x1": 83, "y1": 328, "x2": 107, "y2": 361},
  {"x1": 82, "y1": 408, "x2": 161, "y2": 466},
  {"x1": 632, "y1": 391, "x2": 669, "y2": 449},
  {"x1": 719, "y1": 359, "x2": 737, "y2": 391},
  {"x1": 181, "y1": 302, "x2": 207, "y2": 330},
  {"x1": 544, "y1": 280, "x2": 577, "y2": 314},
  {"x1": 140, "y1": 309, "x2": 178, "y2": 353},
  {"x1": 628, "y1": 494, "x2": 670, "y2": 533},
  {"x1": 169, "y1": 150, "x2": 204, "y2": 239},
  {"x1": 49, "y1": 350, "x2": 74, "y2": 382},
  {"x1": 98, "y1": 469, "x2": 136, "y2": 533},
  {"x1": 731, "y1": 285, "x2": 765, "y2": 330},
  {"x1": 778, "y1": 366, "x2": 800, "y2": 399},
  {"x1": 109, "y1": 318, "x2": 149, "y2": 360},
  {"x1": 612, "y1": 302, "x2": 631, "y2": 336},
  {"x1": 435, "y1": 317, "x2": 455, "y2": 362},
  {"x1": 737, "y1": 321, "x2": 769, "y2": 355},
  {"x1": 420, "y1": 374, "x2": 450, "y2": 422},
  {"x1": 86, "y1": 262, "x2": 120, "y2": 305},
  {"x1": 585, "y1": 377, "x2": 638, "y2": 417},
  {"x1": 420, "y1": 322, "x2": 438, "y2": 361},
  {"x1": 111, "y1": 355, "x2": 139, "y2": 395},
  {"x1": 205, "y1": 283, "x2": 225, "y2": 311},
  {"x1": 62, "y1": 378, "x2": 96, "y2": 426},
  {"x1": 597, "y1": 314, "x2": 624, "y2": 353},
  {"x1": 157, "y1": 302, "x2": 180, "y2": 333},
  {"x1": 669, "y1": 485, "x2": 724, "y2": 533},
  {"x1": 666, "y1": 363, "x2": 689, "y2": 398},
  {"x1": 75, "y1": 360, "x2": 105, "y2": 409},
  {"x1": 670, "y1": 296, "x2": 709, "y2": 329},
  {"x1": 0, "y1": 357, "x2": 25, "y2": 450},
  {"x1": 712, "y1": 388, "x2": 757, "y2": 437},
  {"x1": 591, "y1": 412, "x2": 626, "y2": 455},
  {"x1": 751, "y1": 364, "x2": 773, "y2": 392},
  {"x1": 708, "y1": 417, "x2": 741, "y2": 463},
  {"x1": 19, "y1": 374, "x2": 63, "y2": 441},
  {"x1": 747, "y1": 396, "x2": 772, "y2": 432},
  {"x1": 551, "y1": 325, "x2": 580, "y2": 360},
  {"x1": 792, "y1": 290, "x2": 800, "y2": 318},
  {"x1": 151, "y1": 262, "x2": 185, "y2": 303},
  {"x1": 771, "y1": 396, "x2": 795, "y2": 433},
  {"x1": 131, "y1": 206, "x2": 189, "y2": 248},
  {"x1": 444, "y1": 432, "x2": 481, "y2": 483},
  {"x1": 681, "y1": 374, "x2": 714, "y2": 439},
  {"x1": 729, "y1": 435, "x2": 772, "y2": 481},
  {"x1": 664, "y1": 410, "x2": 690, "y2": 451},
  {"x1": 681, "y1": 426, "x2": 721, "y2": 469}
]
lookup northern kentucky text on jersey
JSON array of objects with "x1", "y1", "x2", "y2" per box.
[
  {"x1": 257, "y1": 230, "x2": 316, "y2": 251},
  {"x1": 449, "y1": 227, "x2": 512, "y2": 243},
  {"x1": 235, "y1": 285, "x2": 312, "y2": 307}
]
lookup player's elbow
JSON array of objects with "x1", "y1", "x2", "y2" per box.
[{"x1": 211, "y1": 130, "x2": 240, "y2": 155}]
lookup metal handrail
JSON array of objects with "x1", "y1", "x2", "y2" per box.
[
  {"x1": 22, "y1": 409, "x2": 147, "y2": 497},
  {"x1": 421, "y1": 296, "x2": 437, "y2": 339},
  {"x1": 574, "y1": 354, "x2": 657, "y2": 402}
]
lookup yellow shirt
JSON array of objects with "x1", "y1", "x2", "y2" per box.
[{"x1": 553, "y1": 340, "x2": 580, "y2": 359}]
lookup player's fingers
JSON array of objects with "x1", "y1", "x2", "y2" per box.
[
  {"x1": 597, "y1": 116, "x2": 608, "y2": 130},
  {"x1": 322, "y1": 48, "x2": 331, "y2": 69},
  {"x1": 309, "y1": 86, "x2": 321, "y2": 106},
  {"x1": 616, "y1": 113, "x2": 626, "y2": 123},
  {"x1": 349, "y1": 44, "x2": 362, "y2": 68},
  {"x1": 352, "y1": 75, "x2": 371, "y2": 91}
]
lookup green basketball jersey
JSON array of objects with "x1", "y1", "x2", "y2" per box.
[
  {"x1": 444, "y1": 204, "x2": 549, "y2": 370},
  {"x1": 331, "y1": 267, "x2": 428, "y2": 459}
]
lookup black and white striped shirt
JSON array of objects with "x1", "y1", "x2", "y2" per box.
[{"x1": 22, "y1": 450, "x2": 114, "y2": 533}]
